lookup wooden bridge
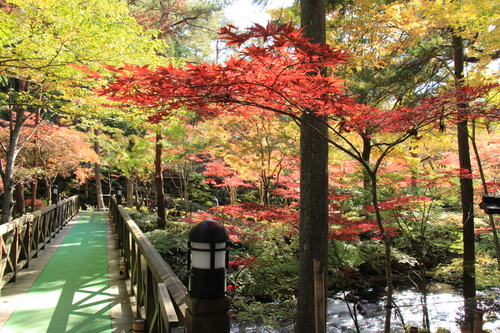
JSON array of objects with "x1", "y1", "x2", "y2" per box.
[{"x1": 0, "y1": 196, "x2": 187, "y2": 333}]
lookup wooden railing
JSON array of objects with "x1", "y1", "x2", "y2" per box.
[
  {"x1": 0, "y1": 195, "x2": 79, "y2": 290},
  {"x1": 109, "y1": 198, "x2": 187, "y2": 333}
]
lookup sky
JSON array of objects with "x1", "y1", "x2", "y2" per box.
[{"x1": 224, "y1": 0, "x2": 294, "y2": 29}]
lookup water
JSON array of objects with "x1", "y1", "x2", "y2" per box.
[
  {"x1": 327, "y1": 285, "x2": 497, "y2": 332},
  {"x1": 231, "y1": 284, "x2": 500, "y2": 332}
]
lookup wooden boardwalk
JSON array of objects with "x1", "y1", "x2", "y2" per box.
[{"x1": 0, "y1": 211, "x2": 135, "y2": 333}]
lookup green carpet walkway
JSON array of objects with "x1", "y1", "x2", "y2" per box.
[{"x1": 0, "y1": 212, "x2": 133, "y2": 333}]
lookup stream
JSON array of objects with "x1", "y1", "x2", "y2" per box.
[{"x1": 231, "y1": 283, "x2": 500, "y2": 332}]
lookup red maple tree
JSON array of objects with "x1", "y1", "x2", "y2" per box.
[
  {"x1": 76, "y1": 22, "x2": 498, "y2": 159},
  {"x1": 79, "y1": 22, "x2": 499, "y2": 324},
  {"x1": 82, "y1": 19, "x2": 499, "y2": 247}
]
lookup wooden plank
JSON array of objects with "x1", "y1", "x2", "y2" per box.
[{"x1": 158, "y1": 283, "x2": 179, "y2": 324}]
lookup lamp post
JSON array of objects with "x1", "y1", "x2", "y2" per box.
[
  {"x1": 186, "y1": 219, "x2": 230, "y2": 333},
  {"x1": 52, "y1": 185, "x2": 59, "y2": 205},
  {"x1": 116, "y1": 185, "x2": 123, "y2": 205}
]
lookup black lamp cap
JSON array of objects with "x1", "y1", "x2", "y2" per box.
[
  {"x1": 480, "y1": 195, "x2": 500, "y2": 214},
  {"x1": 188, "y1": 219, "x2": 229, "y2": 243},
  {"x1": 482, "y1": 195, "x2": 500, "y2": 204}
]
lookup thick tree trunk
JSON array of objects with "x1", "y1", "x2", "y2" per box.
[
  {"x1": 297, "y1": 2, "x2": 328, "y2": 332},
  {"x1": 298, "y1": 112, "x2": 329, "y2": 333},
  {"x1": 155, "y1": 133, "x2": 166, "y2": 228},
  {"x1": 453, "y1": 33, "x2": 476, "y2": 326}
]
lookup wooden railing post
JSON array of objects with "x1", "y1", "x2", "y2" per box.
[
  {"x1": 0, "y1": 196, "x2": 79, "y2": 291},
  {"x1": 474, "y1": 309, "x2": 484, "y2": 333},
  {"x1": 133, "y1": 318, "x2": 146, "y2": 332},
  {"x1": 119, "y1": 261, "x2": 129, "y2": 280}
]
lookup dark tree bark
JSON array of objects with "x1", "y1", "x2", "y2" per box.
[
  {"x1": 453, "y1": 33, "x2": 476, "y2": 326},
  {"x1": 14, "y1": 182, "x2": 25, "y2": 217},
  {"x1": 155, "y1": 132, "x2": 166, "y2": 229},
  {"x1": 297, "y1": 1, "x2": 329, "y2": 332},
  {"x1": 298, "y1": 111, "x2": 329, "y2": 333},
  {"x1": 30, "y1": 180, "x2": 37, "y2": 212},
  {"x1": 361, "y1": 135, "x2": 372, "y2": 202}
]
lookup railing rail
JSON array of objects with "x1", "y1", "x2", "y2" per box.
[
  {"x1": 110, "y1": 198, "x2": 187, "y2": 333},
  {"x1": 0, "y1": 196, "x2": 80, "y2": 290}
]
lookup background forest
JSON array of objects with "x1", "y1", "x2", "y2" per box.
[{"x1": 1, "y1": 0, "x2": 500, "y2": 332}]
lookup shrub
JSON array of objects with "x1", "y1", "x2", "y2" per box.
[
  {"x1": 431, "y1": 258, "x2": 463, "y2": 286},
  {"x1": 126, "y1": 208, "x2": 158, "y2": 232},
  {"x1": 145, "y1": 228, "x2": 189, "y2": 284},
  {"x1": 231, "y1": 297, "x2": 296, "y2": 332},
  {"x1": 228, "y1": 222, "x2": 299, "y2": 302},
  {"x1": 25, "y1": 199, "x2": 46, "y2": 211}
]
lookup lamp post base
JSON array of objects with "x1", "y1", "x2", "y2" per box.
[{"x1": 185, "y1": 294, "x2": 231, "y2": 333}]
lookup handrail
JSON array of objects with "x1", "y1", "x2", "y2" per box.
[
  {"x1": 0, "y1": 196, "x2": 80, "y2": 290},
  {"x1": 109, "y1": 198, "x2": 187, "y2": 333}
]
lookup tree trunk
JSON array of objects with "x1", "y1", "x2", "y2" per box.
[
  {"x1": 30, "y1": 181, "x2": 37, "y2": 212},
  {"x1": 297, "y1": 2, "x2": 328, "y2": 332},
  {"x1": 14, "y1": 182, "x2": 25, "y2": 217},
  {"x1": 94, "y1": 129, "x2": 105, "y2": 211},
  {"x1": 361, "y1": 135, "x2": 372, "y2": 203},
  {"x1": 155, "y1": 132, "x2": 166, "y2": 228},
  {"x1": 181, "y1": 170, "x2": 190, "y2": 212},
  {"x1": 1, "y1": 80, "x2": 27, "y2": 224},
  {"x1": 31, "y1": 108, "x2": 41, "y2": 213},
  {"x1": 127, "y1": 177, "x2": 133, "y2": 207},
  {"x1": 453, "y1": 33, "x2": 476, "y2": 326},
  {"x1": 83, "y1": 177, "x2": 89, "y2": 209},
  {"x1": 298, "y1": 112, "x2": 329, "y2": 333},
  {"x1": 45, "y1": 178, "x2": 51, "y2": 204},
  {"x1": 95, "y1": 163, "x2": 105, "y2": 210},
  {"x1": 1, "y1": 145, "x2": 17, "y2": 223},
  {"x1": 370, "y1": 173, "x2": 394, "y2": 333}
]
